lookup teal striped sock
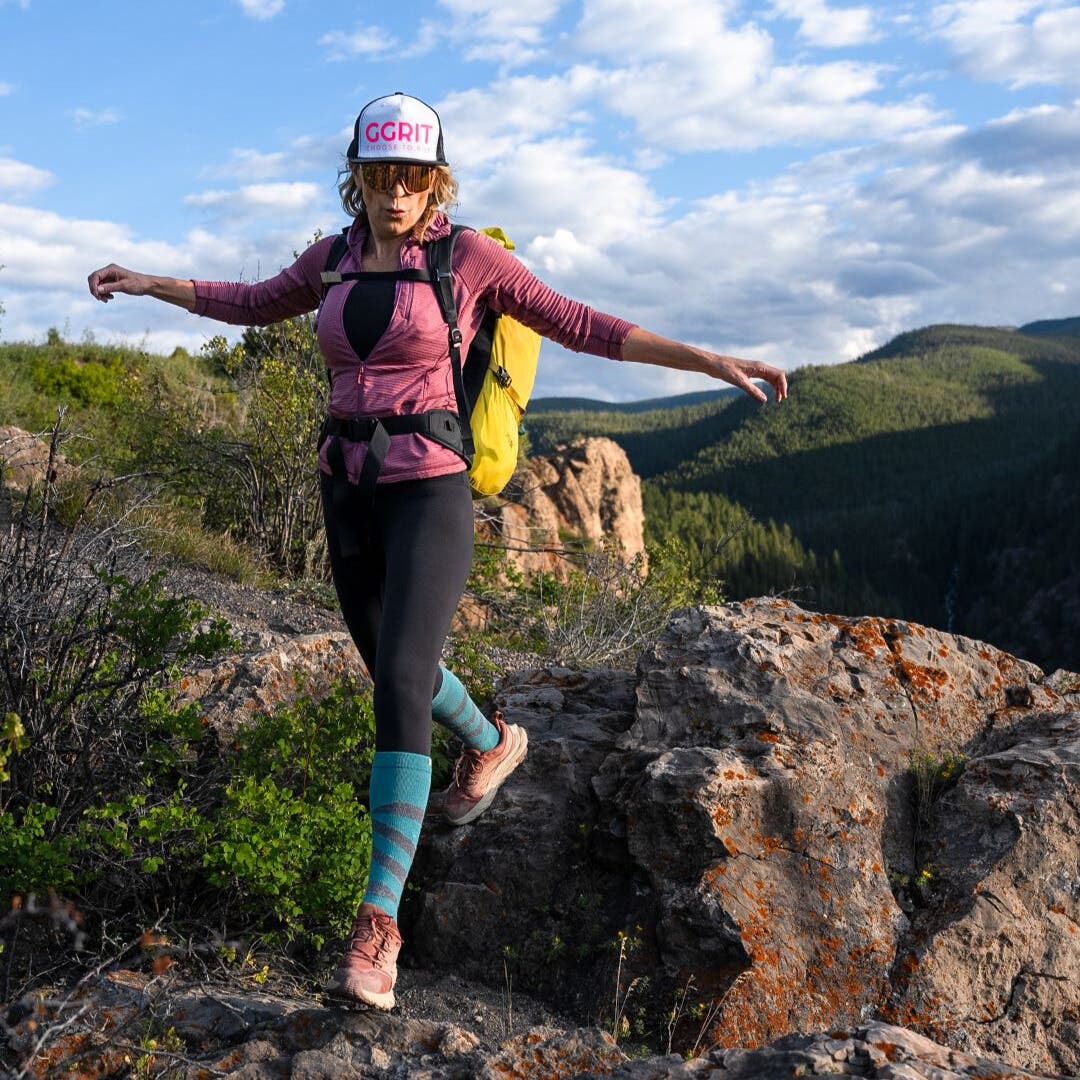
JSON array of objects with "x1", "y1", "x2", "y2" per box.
[
  {"x1": 363, "y1": 751, "x2": 431, "y2": 919},
  {"x1": 432, "y1": 665, "x2": 499, "y2": 752}
]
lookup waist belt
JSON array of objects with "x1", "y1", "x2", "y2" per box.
[{"x1": 319, "y1": 408, "x2": 468, "y2": 556}]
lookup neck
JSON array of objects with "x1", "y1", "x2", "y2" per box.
[{"x1": 364, "y1": 225, "x2": 407, "y2": 269}]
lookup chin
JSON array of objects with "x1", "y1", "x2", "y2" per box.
[{"x1": 381, "y1": 219, "x2": 417, "y2": 238}]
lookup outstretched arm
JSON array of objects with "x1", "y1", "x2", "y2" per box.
[
  {"x1": 622, "y1": 327, "x2": 788, "y2": 403},
  {"x1": 88, "y1": 265, "x2": 196, "y2": 311},
  {"x1": 460, "y1": 233, "x2": 788, "y2": 404},
  {"x1": 87, "y1": 235, "x2": 333, "y2": 326}
]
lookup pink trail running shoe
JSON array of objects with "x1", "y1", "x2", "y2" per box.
[
  {"x1": 326, "y1": 908, "x2": 402, "y2": 1010},
  {"x1": 443, "y1": 711, "x2": 528, "y2": 826}
]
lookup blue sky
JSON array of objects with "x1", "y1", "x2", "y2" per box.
[{"x1": 2, "y1": 0, "x2": 1080, "y2": 400}]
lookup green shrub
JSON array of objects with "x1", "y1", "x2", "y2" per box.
[
  {"x1": 29, "y1": 353, "x2": 135, "y2": 408},
  {"x1": 1, "y1": 679, "x2": 378, "y2": 949},
  {"x1": 0, "y1": 802, "x2": 77, "y2": 897}
]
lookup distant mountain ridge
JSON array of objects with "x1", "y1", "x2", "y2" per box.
[
  {"x1": 530, "y1": 387, "x2": 737, "y2": 414},
  {"x1": 526, "y1": 321, "x2": 1080, "y2": 672},
  {"x1": 1018, "y1": 315, "x2": 1080, "y2": 338}
]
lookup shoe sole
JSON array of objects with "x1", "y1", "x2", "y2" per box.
[
  {"x1": 445, "y1": 724, "x2": 528, "y2": 826},
  {"x1": 325, "y1": 978, "x2": 395, "y2": 1011}
]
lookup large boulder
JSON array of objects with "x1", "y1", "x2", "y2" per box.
[
  {"x1": 406, "y1": 598, "x2": 1080, "y2": 1075},
  {"x1": 488, "y1": 437, "x2": 645, "y2": 581},
  {"x1": 176, "y1": 631, "x2": 369, "y2": 741}
]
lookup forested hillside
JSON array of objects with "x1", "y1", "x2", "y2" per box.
[{"x1": 527, "y1": 324, "x2": 1080, "y2": 672}]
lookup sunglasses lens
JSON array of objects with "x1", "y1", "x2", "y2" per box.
[
  {"x1": 361, "y1": 163, "x2": 433, "y2": 193},
  {"x1": 361, "y1": 163, "x2": 392, "y2": 191},
  {"x1": 399, "y1": 165, "x2": 433, "y2": 192}
]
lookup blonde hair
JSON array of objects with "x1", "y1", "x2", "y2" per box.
[{"x1": 338, "y1": 162, "x2": 458, "y2": 242}]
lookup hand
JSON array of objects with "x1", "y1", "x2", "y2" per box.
[
  {"x1": 87, "y1": 264, "x2": 152, "y2": 303},
  {"x1": 704, "y1": 353, "x2": 789, "y2": 403}
]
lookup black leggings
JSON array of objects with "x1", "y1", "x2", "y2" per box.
[{"x1": 321, "y1": 469, "x2": 474, "y2": 756}]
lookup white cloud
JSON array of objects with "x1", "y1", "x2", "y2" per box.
[
  {"x1": 70, "y1": 106, "x2": 121, "y2": 128},
  {"x1": 0, "y1": 201, "x2": 330, "y2": 352},
  {"x1": 236, "y1": 0, "x2": 284, "y2": 19},
  {"x1": 318, "y1": 2, "x2": 563, "y2": 66},
  {"x1": 0, "y1": 203, "x2": 189, "y2": 291},
  {"x1": 0, "y1": 156, "x2": 53, "y2": 196},
  {"x1": 435, "y1": 0, "x2": 566, "y2": 66},
  {"x1": 576, "y1": 0, "x2": 937, "y2": 150},
  {"x1": 184, "y1": 181, "x2": 327, "y2": 218},
  {"x1": 438, "y1": 68, "x2": 600, "y2": 168},
  {"x1": 201, "y1": 148, "x2": 291, "y2": 182},
  {"x1": 0, "y1": 82, "x2": 14, "y2": 96},
  {"x1": 462, "y1": 96, "x2": 1080, "y2": 399},
  {"x1": 318, "y1": 24, "x2": 399, "y2": 60},
  {"x1": 458, "y1": 135, "x2": 664, "y2": 253},
  {"x1": 932, "y1": 1, "x2": 1080, "y2": 87},
  {"x1": 770, "y1": 0, "x2": 880, "y2": 47}
]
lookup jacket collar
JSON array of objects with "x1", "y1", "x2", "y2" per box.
[{"x1": 346, "y1": 211, "x2": 450, "y2": 267}]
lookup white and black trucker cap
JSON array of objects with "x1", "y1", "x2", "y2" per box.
[{"x1": 347, "y1": 92, "x2": 447, "y2": 165}]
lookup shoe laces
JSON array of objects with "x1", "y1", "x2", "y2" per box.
[
  {"x1": 453, "y1": 747, "x2": 486, "y2": 798},
  {"x1": 347, "y1": 912, "x2": 397, "y2": 962}
]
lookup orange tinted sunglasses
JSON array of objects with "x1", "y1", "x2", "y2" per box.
[{"x1": 360, "y1": 162, "x2": 434, "y2": 194}]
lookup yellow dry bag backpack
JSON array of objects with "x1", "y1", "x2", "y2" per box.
[
  {"x1": 320, "y1": 224, "x2": 540, "y2": 499},
  {"x1": 426, "y1": 225, "x2": 540, "y2": 497}
]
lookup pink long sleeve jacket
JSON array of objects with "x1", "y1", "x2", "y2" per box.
[{"x1": 193, "y1": 214, "x2": 636, "y2": 485}]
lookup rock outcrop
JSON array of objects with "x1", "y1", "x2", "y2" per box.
[
  {"x1": 488, "y1": 437, "x2": 645, "y2": 580},
  {"x1": 0, "y1": 425, "x2": 74, "y2": 491},
  {"x1": 407, "y1": 599, "x2": 1080, "y2": 1076},
  {"x1": 176, "y1": 631, "x2": 369, "y2": 740}
]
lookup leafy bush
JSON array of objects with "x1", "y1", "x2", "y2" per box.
[
  {"x1": 192, "y1": 315, "x2": 327, "y2": 577},
  {"x1": 0, "y1": 422, "x2": 232, "y2": 827},
  {"x1": 29, "y1": 353, "x2": 135, "y2": 408},
  {"x1": 1, "y1": 677, "x2": 378, "y2": 950},
  {"x1": 0, "y1": 419, "x2": 377, "y2": 949}
]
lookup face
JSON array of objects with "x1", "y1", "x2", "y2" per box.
[{"x1": 356, "y1": 164, "x2": 431, "y2": 241}]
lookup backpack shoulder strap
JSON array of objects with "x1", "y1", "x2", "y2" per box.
[
  {"x1": 425, "y1": 224, "x2": 470, "y2": 324},
  {"x1": 425, "y1": 225, "x2": 475, "y2": 461},
  {"x1": 320, "y1": 227, "x2": 351, "y2": 294}
]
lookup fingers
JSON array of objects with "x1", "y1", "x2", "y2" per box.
[
  {"x1": 739, "y1": 374, "x2": 768, "y2": 403},
  {"x1": 712, "y1": 356, "x2": 781, "y2": 403},
  {"x1": 88, "y1": 265, "x2": 115, "y2": 302},
  {"x1": 87, "y1": 264, "x2": 133, "y2": 302},
  {"x1": 742, "y1": 360, "x2": 788, "y2": 403},
  {"x1": 770, "y1": 369, "x2": 789, "y2": 403}
]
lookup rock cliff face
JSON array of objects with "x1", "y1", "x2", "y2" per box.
[
  {"x1": 408, "y1": 598, "x2": 1080, "y2": 1076},
  {"x1": 488, "y1": 437, "x2": 645, "y2": 580}
]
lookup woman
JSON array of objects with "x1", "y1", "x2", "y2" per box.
[{"x1": 88, "y1": 92, "x2": 788, "y2": 1011}]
